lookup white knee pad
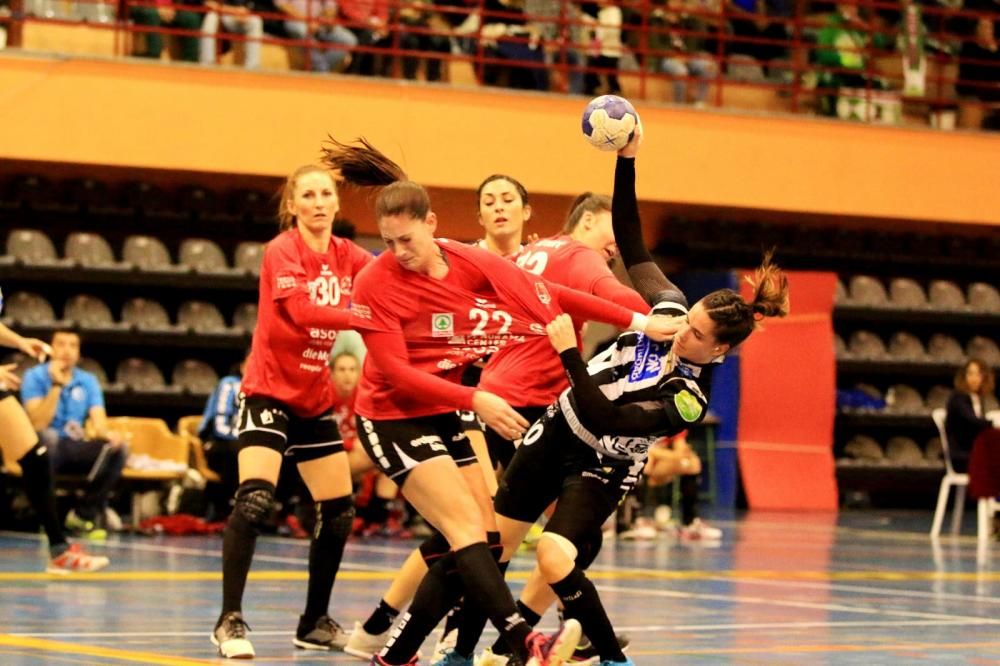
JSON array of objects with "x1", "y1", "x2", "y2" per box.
[{"x1": 538, "y1": 532, "x2": 578, "y2": 561}]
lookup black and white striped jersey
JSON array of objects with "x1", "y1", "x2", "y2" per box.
[{"x1": 557, "y1": 295, "x2": 720, "y2": 462}]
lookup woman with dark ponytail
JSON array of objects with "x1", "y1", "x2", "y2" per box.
[
  {"x1": 212, "y1": 164, "x2": 374, "y2": 659},
  {"x1": 320, "y1": 138, "x2": 679, "y2": 666},
  {"x1": 467, "y1": 126, "x2": 789, "y2": 666}
]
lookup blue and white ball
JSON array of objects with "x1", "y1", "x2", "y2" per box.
[{"x1": 581, "y1": 95, "x2": 638, "y2": 151}]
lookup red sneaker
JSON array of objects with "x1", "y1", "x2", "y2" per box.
[
  {"x1": 46, "y1": 544, "x2": 110, "y2": 574},
  {"x1": 525, "y1": 619, "x2": 581, "y2": 666}
]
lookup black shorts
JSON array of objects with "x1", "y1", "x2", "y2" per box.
[
  {"x1": 494, "y1": 406, "x2": 644, "y2": 527},
  {"x1": 356, "y1": 412, "x2": 478, "y2": 486},
  {"x1": 236, "y1": 395, "x2": 344, "y2": 463},
  {"x1": 484, "y1": 405, "x2": 548, "y2": 471},
  {"x1": 457, "y1": 409, "x2": 484, "y2": 433},
  {"x1": 0, "y1": 389, "x2": 14, "y2": 401}
]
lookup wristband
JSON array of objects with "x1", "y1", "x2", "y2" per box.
[{"x1": 628, "y1": 313, "x2": 649, "y2": 333}]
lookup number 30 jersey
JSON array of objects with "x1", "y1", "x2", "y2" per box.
[{"x1": 242, "y1": 229, "x2": 372, "y2": 417}]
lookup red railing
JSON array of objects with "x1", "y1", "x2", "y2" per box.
[{"x1": 1, "y1": 0, "x2": 998, "y2": 129}]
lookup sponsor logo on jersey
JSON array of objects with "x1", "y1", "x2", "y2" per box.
[
  {"x1": 529, "y1": 323, "x2": 545, "y2": 335},
  {"x1": 630, "y1": 335, "x2": 667, "y2": 383},
  {"x1": 351, "y1": 303, "x2": 372, "y2": 320},
  {"x1": 276, "y1": 275, "x2": 296, "y2": 290},
  {"x1": 534, "y1": 282, "x2": 551, "y2": 305},
  {"x1": 674, "y1": 389, "x2": 704, "y2": 422},
  {"x1": 320, "y1": 263, "x2": 333, "y2": 277},
  {"x1": 432, "y1": 313, "x2": 454, "y2": 337},
  {"x1": 474, "y1": 297, "x2": 496, "y2": 310},
  {"x1": 437, "y1": 359, "x2": 457, "y2": 370}
]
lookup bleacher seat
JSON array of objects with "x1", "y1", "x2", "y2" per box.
[
  {"x1": 177, "y1": 414, "x2": 221, "y2": 484},
  {"x1": 116, "y1": 358, "x2": 173, "y2": 392},
  {"x1": 848, "y1": 330, "x2": 888, "y2": 359},
  {"x1": 834, "y1": 333, "x2": 848, "y2": 357},
  {"x1": 5, "y1": 229, "x2": 71, "y2": 267},
  {"x1": 885, "y1": 384, "x2": 924, "y2": 413},
  {"x1": 967, "y1": 336, "x2": 1000, "y2": 366},
  {"x1": 121, "y1": 298, "x2": 178, "y2": 333},
  {"x1": 848, "y1": 276, "x2": 888, "y2": 307},
  {"x1": 834, "y1": 279, "x2": 848, "y2": 304},
  {"x1": 886, "y1": 436, "x2": 924, "y2": 465},
  {"x1": 968, "y1": 283, "x2": 1000, "y2": 313},
  {"x1": 178, "y1": 301, "x2": 227, "y2": 334},
  {"x1": 888, "y1": 332, "x2": 926, "y2": 361},
  {"x1": 926, "y1": 385, "x2": 952, "y2": 410},
  {"x1": 927, "y1": 334, "x2": 965, "y2": 363},
  {"x1": 233, "y1": 303, "x2": 258, "y2": 333},
  {"x1": 65, "y1": 232, "x2": 128, "y2": 270},
  {"x1": 234, "y1": 241, "x2": 265, "y2": 276},
  {"x1": 179, "y1": 238, "x2": 234, "y2": 275},
  {"x1": 123, "y1": 235, "x2": 184, "y2": 273},
  {"x1": 925, "y1": 437, "x2": 943, "y2": 463},
  {"x1": 888, "y1": 278, "x2": 928, "y2": 309},
  {"x1": 78, "y1": 357, "x2": 112, "y2": 389},
  {"x1": 844, "y1": 435, "x2": 884, "y2": 462},
  {"x1": 1, "y1": 292, "x2": 60, "y2": 327},
  {"x1": 64, "y1": 294, "x2": 126, "y2": 330},
  {"x1": 172, "y1": 359, "x2": 219, "y2": 395},
  {"x1": 928, "y1": 280, "x2": 966, "y2": 310}
]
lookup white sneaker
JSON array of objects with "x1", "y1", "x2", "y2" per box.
[
  {"x1": 431, "y1": 626, "x2": 459, "y2": 662},
  {"x1": 211, "y1": 611, "x2": 254, "y2": 659},
  {"x1": 620, "y1": 518, "x2": 657, "y2": 541},
  {"x1": 343, "y1": 620, "x2": 390, "y2": 660},
  {"x1": 474, "y1": 649, "x2": 511, "y2": 666},
  {"x1": 680, "y1": 518, "x2": 722, "y2": 541}
]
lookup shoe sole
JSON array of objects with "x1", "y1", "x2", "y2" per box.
[
  {"x1": 211, "y1": 632, "x2": 255, "y2": 659},
  {"x1": 343, "y1": 645, "x2": 378, "y2": 660},
  {"x1": 536, "y1": 618, "x2": 582, "y2": 666},
  {"x1": 293, "y1": 636, "x2": 348, "y2": 651}
]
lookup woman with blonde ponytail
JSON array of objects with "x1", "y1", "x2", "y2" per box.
[{"x1": 212, "y1": 164, "x2": 374, "y2": 659}]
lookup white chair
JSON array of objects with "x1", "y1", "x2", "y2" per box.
[{"x1": 930, "y1": 408, "x2": 998, "y2": 549}]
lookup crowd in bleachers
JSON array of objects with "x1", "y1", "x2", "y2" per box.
[{"x1": 2, "y1": 0, "x2": 998, "y2": 127}]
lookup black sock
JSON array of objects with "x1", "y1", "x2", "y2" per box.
[
  {"x1": 681, "y1": 475, "x2": 699, "y2": 526},
  {"x1": 221, "y1": 479, "x2": 275, "y2": 617},
  {"x1": 367, "y1": 495, "x2": 390, "y2": 524},
  {"x1": 17, "y1": 442, "x2": 67, "y2": 557},
  {"x1": 302, "y1": 496, "x2": 354, "y2": 624},
  {"x1": 453, "y1": 532, "x2": 505, "y2": 657},
  {"x1": 381, "y1": 553, "x2": 464, "y2": 663},
  {"x1": 491, "y1": 599, "x2": 540, "y2": 655},
  {"x1": 363, "y1": 598, "x2": 401, "y2": 636},
  {"x1": 453, "y1": 542, "x2": 531, "y2": 662},
  {"x1": 551, "y1": 566, "x2": 624, "y2": 662}
]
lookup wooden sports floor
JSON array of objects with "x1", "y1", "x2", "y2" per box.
[{"x1": 2, "y1": 510, "x2": 999, "y2": 665}]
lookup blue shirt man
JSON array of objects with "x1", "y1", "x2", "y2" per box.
[
  {"x1": 22, "y1": 364, "x2": 104, "y2": 439},
  {"x1": 198, "y1": 375, "x2": 241, "y2": 442}
]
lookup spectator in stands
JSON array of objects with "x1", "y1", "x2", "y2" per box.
[
  {"x1": 481, "y1": 0, "x2": 548, "y2": 90},
  {"x1": 726, "y1": 0, "x2": 788, "y2": 81},
  {"x1": 199, "y1": 0, "x2": 265, "y2": 69},
  {"x1": 644, "y1": 431, "x2": 722, "y2": 540},
  {"x1": 130, "y1": 0, "x2": 202, "y2": 62},
  {"x1": 21, "y1": 331, "x2": 127, "y2": 537},
  {"x1": 339, "y1": 0, "x2": 392, "y2": 76},
  {"x1": 813, "y1": 2, "x2": 890, "y2": 116},
  {"x1": 945, "y1": 358, "x2": 997, "y2": 472},
  {"x1": 649, "y1": 0, "x2": 720, "y2": 105},
  {"x1": 278, "y1": 0, "x2": 358, "y2": 72},
  {"x1": 582, "y1": 0, "x2": 623, "y2": 95},
  {"x1": 395, "y1": 1, "x2": 452, "y2": 81},
  {"x1": 198, "y1": 350, "x2": 249, "y2": 521},
  {"x1": 526, "y1": 0, "x2": 587, "y2": 94},
  {"x1": 957, "y1": 6, "x2": 1000, "y2": 131}
]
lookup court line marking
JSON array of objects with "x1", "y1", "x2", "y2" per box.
[
  {"x1": 0, "y1": 634, "x2": 210, "y2": 665},
  {"x1": 627, "y1": 639, "x2": 1000, "y2": 657},
  {"x1": 594, "y1": 583, "x2": 1000, "y2": 625},
  {"x1": 713, "y1": 574, "x2": 1000, "y2": 606}
]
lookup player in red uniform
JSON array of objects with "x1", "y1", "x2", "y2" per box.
[
  {"x1": 321, "y1": 139, "x2": 677, "y2": 666},
  {"x1": 212, "y1": 165, "x2": 374, "y2": 659}
]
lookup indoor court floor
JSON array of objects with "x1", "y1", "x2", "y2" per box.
[{"x1": 2, "y1": 510, "x2": 1000, "y2": 665}]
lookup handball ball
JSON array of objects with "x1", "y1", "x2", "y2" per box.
[{"x1": 581, "y1": 95, "x2": 638, "y2": 151}]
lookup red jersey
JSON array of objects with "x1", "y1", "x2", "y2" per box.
[
  {"x1": 241, "y1": 229, "x2": 373, "y2": 417},
  {"x1": 481, "y1": 235, "x2": 649, "y2": 407}
]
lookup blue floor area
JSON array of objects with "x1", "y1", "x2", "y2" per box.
[{"x1": 2, "y1": 510, "x2": 1000, "y2": 664}]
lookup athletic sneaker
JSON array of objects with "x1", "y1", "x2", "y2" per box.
[
  {"x1": 64, "y1": 510, "x2": 107, "y2": 541},
  {"x1": 525, "y1": 619, "x2": 582, "y2": 666},
  {"x1": 433, "y1": 649, "x2": 473, "y2": 666},
  {"x1": 431, "y1": 627, "x2": 459, "y2": 662},
  {"x1": 344, "y1": 620, "x2": 391, "y2": 660},
  {"x1": 211, "y1": 611, "x2": 254, "y2": 659},
  {"x1": 294, "y1": 614, "x2": 349, "y2": 650},
  {"x1": 474, "y1": 649, "x2": 513, "y2": 666},
  {"x1": 597, "y1": 659, "x2": 634, "y2": 666},
  {"x1": 46, "y1": 544, "x2": 110, "y2": 574},
  {"x1": 570, "y1": 634, "x2": 630, "y2": 663},
  {"x1": 370, "y1": 655, "x2": 418, "y2": 665},
  {"x1": 679, "y1": 518, "x2": 722, "y2": 541}
]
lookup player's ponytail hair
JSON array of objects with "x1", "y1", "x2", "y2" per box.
[
  {"x1": 277, "y1": 164, "x2": 333, "y2": 231},
  {"x1": 701, "y1": 250, "x2": 790, "y2": 347},
  {"x1": 321, "y1": 137, "x2": 431, "y2": 222},
  {"x1": 563, "y1": 192, "x2": 611, "y2": 234}
]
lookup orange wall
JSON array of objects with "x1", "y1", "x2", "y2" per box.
[{"x1": 2, "y1": 53, "x2": 999, "y2": 229}]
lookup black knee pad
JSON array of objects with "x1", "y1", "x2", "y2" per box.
[
  {"x1": 574, "y1": 528, "x2": 604, "y2": 569},
  {"x1": 315, "y1": 496, "x2": 354, "y2": 540},
  {"x1": 233, "y1": 479, "x2": 276, "y2": 527},
  {"x1": 419, "y1": 530, "x2": 451, "y2": 566},
  {"x1": 486, "y1": 530, "x2": 503, "y2": 562}
]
